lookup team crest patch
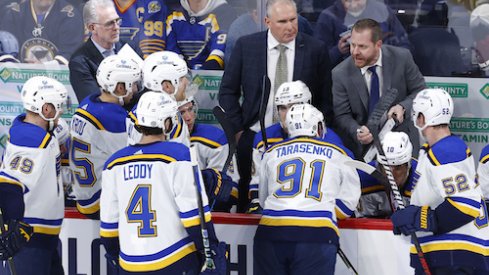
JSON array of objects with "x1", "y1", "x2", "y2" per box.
[
  {"x1": 20, "y1": 38, "x2": 58, "y2": 63},
  {"x1": 148, "y1": 1, "x2": 161, "y2": 14}
]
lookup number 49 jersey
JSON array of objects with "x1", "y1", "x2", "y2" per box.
[
  {"x1": 410, "y1": 136, "x2": 489, "y2": 271},
  {"x1": 1, "y1": 115, "x2": 64, "y2": 235},
  {"x1": 115, "y1": 0, "x2": 168, "y2": 58},
  {"x1": 257, "y1": 137, "x2": 360, "y2": 244}
]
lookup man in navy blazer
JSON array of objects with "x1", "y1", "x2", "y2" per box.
[
  {"x1": 332, "y1": 18, "x2": 425, "y2": 159},
  {"x1": 69, "y1": 0, "x2": 140, "y2": 103},
  {"x1": 218, "y1": 0, "x2": 332, "y2": 212}
]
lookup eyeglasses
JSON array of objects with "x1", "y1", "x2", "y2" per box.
[{"x1": 93, "y1": 18, "x2": 122, "y2": 29}]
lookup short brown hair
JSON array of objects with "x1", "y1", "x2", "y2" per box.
[{"x1": 352, "y1": 18, "x2": 382, "y2": 43}]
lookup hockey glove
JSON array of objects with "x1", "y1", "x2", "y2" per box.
[
  {"x1": 201, "y1": 242, "x2": 227, "y2": 275},
  {"x1": 201, "y1": 169, "x2": 238, "y2": 209},
  {"x1": 391, "y1": 205, "x2": 437, "y2": 236},
  {"x1": 0, "y1": 220, "x2": 33, "y2": 260},
  {"x1": 245, "y1": 199, "x2": 263, "y2": 214}
]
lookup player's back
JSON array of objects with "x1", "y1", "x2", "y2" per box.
[
  {"x1": 3, "y1": 114, "x2": 64, "y2": 235},
  {"x1": 101, "y1": 141, "x2": 201, "y2": 272},
  {"x1": 257, "y1": 137, "x2": 347, "y2": 243},
  {"x1": 70, "y1": 94, "x2": 128, "y2": 212}
]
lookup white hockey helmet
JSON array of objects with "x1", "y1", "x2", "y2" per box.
[
  {"x1": 377, "y1": 131, "x2": 413, "y2": 166},
  {"x1": 286, "y1": 103, "x2": 325, "y2": 138},
  {"x1": 142, "y1": 51, "x2": 188, "y2": 93},
  {"x1": 177, "y1": 96, "x2": 198, "y2": 113},
  {"x1": 411, "y1": 88, "x2": 453, "y2": 130},
  {"x1": 21, "y1": 76, "x2": 67, "y2": 126},
  {"x1": 96, "y1": 55, "x2": 142, "y2": 103},
  {"x1": 274, "y1": 80, "x2": 312, "y2": 106},
  {"x1": 136, "y1": 91, "x2": 178, "y2": 134}
]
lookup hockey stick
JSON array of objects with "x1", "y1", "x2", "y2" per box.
[
  {"x1": 367, "y1": 89, "x2": 432, "y2": 275},
  {"x1": 0, "y1": 208, "x2": 16, "y2": 275},
  {"x1": 259, "y1": 75, "x2": 271, "y2": 149},
  {"x1": 189, "y1": 146, "x2": 215, "y2": 272},
  {"x1": 338, "y1": 247, "x2": 358, "y2": 275},
  {"x1": 212, "y1": 106, "x2": 236, "y2": 175}
]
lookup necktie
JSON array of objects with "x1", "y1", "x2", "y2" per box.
[
  {"x1": 102, "y1": 50, "x2": 113, "y2": 58},
  {"x1": 274, "y1": 44, "x2": 287, "y2": 122},
  {"x1": 368, "y1": 65, "x2": 379, "y2": 115}
]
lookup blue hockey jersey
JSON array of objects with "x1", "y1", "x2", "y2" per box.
[{"x1": 115, "y1": 0, "x2": 168, "y2": 58}]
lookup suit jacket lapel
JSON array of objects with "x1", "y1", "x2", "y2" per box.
[
  {"x1": 381, "y1": 46, "x2": 392, "y2": 92},
  {"x1": 86, "y1": 38, "x2": 104, "y2": 64},
  {"x1": 293, "y1": 33, "x2": 305, "y2": 80},
  {"x1": 349, "y1": 61, "x2": 369, "y2": 111}
]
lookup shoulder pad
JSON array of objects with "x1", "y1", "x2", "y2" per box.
[{"x1": 427, "y1": 136, "x2": 471, "y2": 166}]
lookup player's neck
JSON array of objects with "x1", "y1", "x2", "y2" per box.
[
  {"x1": 24, "y1": 112, "x2": 48, "y2": 130},
  {"x1": 139, "y1": 134, "x2": 165, "y2": 144},
  {"x1": 98, "y1": 92, "x2": 121, "y2": 105},
  {"x1": 189, "y1": 0, "x2": 208, "y2": 13},
  {"x1": 425, "y1": 127, "x2": 451, "y2": 146}
]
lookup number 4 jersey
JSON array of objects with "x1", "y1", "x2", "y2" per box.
[{"x1": 100, "y1": 141, "x2": 211, "y2": 273}]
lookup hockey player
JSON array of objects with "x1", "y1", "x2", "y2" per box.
[
  {"x1": 100, "y1": 91, "x2": 226, "y2": 274},
  {"x1": 255, "y1": 103, "x2": 360, "y2": 275},
  {"x1": 477, "y1": 145, "x2": 489, "y2": 205},
  {"x1": 127, "y1": 50, "x2": 191, "y2": 146},
  {"x1": 357, "y1": 131, "x2": 417, "y2": 218},
  {"x1": 165, "y1": 0, "x2": 238, "y2": 69},
  {"x1": 391, "y1": 88, "x2": 489, "y2": 274},
  {"x1": 178, "y1": 96, "x2": 238, "y2": 211},
  {"x1": 0, "y1": 76, "x2": 67, "y2": 274},
  {"x1": 113, "y1": 0, "x2": 168, "y2": 58},
  {"x1": 246, "y1": 80, "x2": 344, "y2": 214},
  {"x1": 70, "y1": 55, "x2": 141, "y2": 219}
]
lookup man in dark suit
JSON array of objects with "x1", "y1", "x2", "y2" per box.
[
  {"x1": 69, "y1": 0, "x2": 136, "y2": 103},
  {"x1": 332, "y1": 18, "x2": 425, "y2": 159},
  {"x1": 218, "y1": 0, "x2": 332, "y2": 212}
]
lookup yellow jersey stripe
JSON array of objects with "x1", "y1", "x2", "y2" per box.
[
  {"x1": 107, "y1": 154, "x2": 177, "y2": 169},
  {"x1": 257, "y1": 138, "x2": 283, "y2": 150},
  {"x1": 181, "y1": 212, "x2": 212, "y2": 227},
  {"x1": 259, "y1": 217, "x2": 339, "y2": 235},
  {"x1": 190, "y1": 136, "x2": 222, "y2": 148},
  {"x1": 447, "y1": 198, "x2": 480, "y2": 218},
  {"x1": 120, "y1": 243, "x2": 197, "y2": 272},
  {"x1": 410, "y1": 241, "x2": 489, "y2": 256},
  {"x1": 34, "y1": 226, "x2": 61, "y2": 235},
  {"x1": 39, "y1": 133, "x2": 51, "y2": 148},
  {"x1": 100, "y1": 229, "x2": 120, "y2": 238},
  {"x1": 76, "y1": 109, "x2": 105, "y2": 130},
  {"x1": 76, "y1": 201, "x2": 100, "y2": 215}
]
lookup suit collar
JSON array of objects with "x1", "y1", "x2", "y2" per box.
[
  {"x1": 347, "y1": 58, "x2": 369, "y2": 111},
  {"x1": 380, "y1": 46, "x2": 392, "y2": 91}
]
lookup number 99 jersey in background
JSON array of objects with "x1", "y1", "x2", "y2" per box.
[
  {"x1": 256, "y1": 137, "x2": 360, "y2": 244},
  {"x1": 115, "y1": 0, "x2": 168, "y2": 58}
]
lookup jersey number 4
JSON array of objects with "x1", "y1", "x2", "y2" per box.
[
  {"x1": 126, "y1": 184, "x2": 157, "y2": 237},
  {"x1": 274, "y1": 158, "x2": 325, "y2": 201}
]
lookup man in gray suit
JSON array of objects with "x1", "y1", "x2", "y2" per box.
[{"x1": 332, "y1": 18, "x2": 425, "y2": 159}]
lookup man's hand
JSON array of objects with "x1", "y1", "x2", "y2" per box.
[
  {"x1": 388, "y1": 104, "x2": 405, "y2": 123},
  {"x1": 338, "y1": 33, "x2": 351, "y2": 54},
  {"x1": 356, "y1": 125, "x2": 373, "y2": 145}
]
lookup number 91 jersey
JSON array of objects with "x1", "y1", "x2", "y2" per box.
[{"x1": 257, "y1": 137, "x2": 360, "y2": 244}]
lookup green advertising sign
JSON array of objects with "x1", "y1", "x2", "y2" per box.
[{"x1": 426, "y1": 82, "x2": 468, "y2": 98}]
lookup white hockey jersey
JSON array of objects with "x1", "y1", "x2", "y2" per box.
[
  {"x1": 256, "y1": 137, "x2": 360, "y2": 244},
  {"x1": 477, "y1": 144, "x2": 489, "y2": 200},
  {"x1": 100, "y1": 141, "x2": 211, "y2": 272},
  {"x1": 190, "y1": 123, "x2": 239, "y2": 184},
  {"x1": 70, "y1": 94, "x2": 128, "y2": 215},
  {"x1": 410, "y1": 136, "x2": 489, "y2": 271},
  {"x1": 1, "y1": 115, "x2": 64, "y2": 235}
]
